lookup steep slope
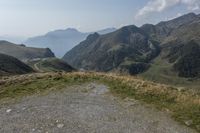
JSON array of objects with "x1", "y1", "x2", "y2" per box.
[
  {"x1": 162, "y1": 19, "x2": 200, "y2": 44},
  {"x1": 155, "y1": 13, "x2": 200, "y2": 78},
  {"x1": 0, "y1": 53, "x2": 34, "y2": 76},
  {"x1": 173, "y1": 41, "x2": 200, "y2": 78},
  {"x1": 63, "y1": 25, "x2": 160, "y2": 74},
  {"x1": 0, "y1": 41, "x2": 55, "y2": 61},
  {"x1": 141, "y1": 13, "x2": 199, "y2": 42},
  {"x1": 64, "y1": 13, "x2": 200, "y2": 79},
  {"x1": 25, "y1": 28, "x2": 116, "y2": 57},
  {"x1": 141, "y1": 13, "x2": 200, "y2": 79}
]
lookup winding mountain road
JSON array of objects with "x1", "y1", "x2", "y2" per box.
[{"x1": 33, "y1": 62, "x2": 43, "y2": 72}]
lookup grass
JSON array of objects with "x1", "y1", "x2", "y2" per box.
[
  {"x1": 140, "y1": 55, "x2": 200, "y2": 91},
  {"x1": 0, "y1": 72, "x2": 200, "y2": 132},
  {"x1": 0, "y1": 73, "x2": 89, "y2": 101}
]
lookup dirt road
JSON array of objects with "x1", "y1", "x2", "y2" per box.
[{"x1": 0, "y1": 83, "x2": 196, "y2": 133}]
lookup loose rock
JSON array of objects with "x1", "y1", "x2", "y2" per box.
[
  {"x1": 57, "y1": 124, "x2": 64, "y2": 128},
  {"x1": 185, "y1": 120, "x2": 193, "y2": 126},
  {"x1": 6, "y1": 109, "x2": 12, "y2": 113}
]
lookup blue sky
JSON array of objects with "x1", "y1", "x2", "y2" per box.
[{"x1": 0, "y1": 0, "x2": 199, "y2": 37}]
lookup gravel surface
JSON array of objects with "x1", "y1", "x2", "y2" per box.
[{"x1": 0, "y1": 83, "x2": 196, "y2": 133}]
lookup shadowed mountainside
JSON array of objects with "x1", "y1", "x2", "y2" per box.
[
  {"x1": 0, "y1": 53, "x2": 34, "y2": 76},
  {"x1": 141, "y1": 13, "x2": 200, "y2": 79}
]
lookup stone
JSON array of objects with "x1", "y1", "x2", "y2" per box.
[
  {"x1": 6, "y1": 109, "x2": 12, "y2": 113},
  {"x1": 57, "y1": 123, "x2": 64, "y2": 128},
  {"x1": 184, "y1": 120, "x2": 193, "y2": 126}
]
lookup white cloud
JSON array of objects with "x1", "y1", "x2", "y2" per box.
[
  {"x1": 182, "y1": 0, "x2": 200, "y2": 10},
  {"x1": 135, "y1": 0, "x2": 200, "y2": 18}
]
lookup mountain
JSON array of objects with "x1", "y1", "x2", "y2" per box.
[
  {"x1": 96, "y1": 28, "x2": 116, "y2": 34},
  {"x1": 153, "y1": 11, "x2": 200, "y2": 77},
  {"x1": 141, "y1": 13, "x2": 199, "y2": 42},
  {"x1": 0, "y1": 53, "x2": 34, "y2": 76},
  {"x1": 0, "y1": 41, "x2": 55, "y2": 61},
  {"x1": 142, "y1": 13, "x2": 200, "y2": 78},
  {"x1": 25, "y1": 28, "x2": 116, "y2": 57},
  {"x1": 63, "y1": 13, "x2": 200, "y2": 79},
  {"x1": 63, "y1": 26, "x2": 160, "y2": 74}
]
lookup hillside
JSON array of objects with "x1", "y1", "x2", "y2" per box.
[
  {"x1": 27, "y1": 58, "x2": 75, "y2": 72},
  {"x1": 0, "y1": 53, "x2": 34, "y2": 76},
  {"x1": 141, "y1": 13, "x2": 200, "y2": 81},
  {"x1": 25, "y1": 28, "x2": 116, "y2": 57},
  {"x1": 63, "y1": 13, "x2": 200, "y2": 79},
  {"x1": 0, "y1": 41, "x2": 55, "y2": 61},
  {"x1": 141, "y1": 13, "x2": 199, "y2": 42},
  {"x1": 63, "y1": 25, "x2": 160, "y2": 74}
]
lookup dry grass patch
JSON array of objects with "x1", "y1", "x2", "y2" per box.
[{"x1": 0, "y1": 72, "x2": 200, "y2": 132}]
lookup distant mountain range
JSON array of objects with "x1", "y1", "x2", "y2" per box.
[
  {"x1": 0, "y1": 41, "x2": 55, "y2": 61},
  {"x1": 25, "y1": 28, "x2": 116, "y2": 57},
  {"x1": 63, "y1": 13, "x2": 200, "y2": 78},
  {"x1": 0, "y1": 35, "x2": 26, "y2": 44}
]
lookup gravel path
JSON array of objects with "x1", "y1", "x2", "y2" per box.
[{"x1": 0, "y1": 83, "x2": 196, "y2": 133}]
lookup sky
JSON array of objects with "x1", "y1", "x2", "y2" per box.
[{"x1": 0, "y1": 0, "x2": 200, "y2": 38}]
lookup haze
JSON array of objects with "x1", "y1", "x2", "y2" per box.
[{"x1": 0, "y1": 0, "x2": 200, "y2": 37}]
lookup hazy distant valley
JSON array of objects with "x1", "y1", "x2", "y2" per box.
[{"x1": 25, "y1": 28, "x2": 116, "y2": 57}]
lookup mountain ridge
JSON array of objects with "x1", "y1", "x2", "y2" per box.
[
  {"x1": 63, "y1": 25, "x2": 160, "y2": 74},
  {"x1": 63, "y1": 12, "x2": 200, "y2": 78},
  {"x1": 25, "y1": 28, "x2": 116, "y2": 57},
  {"x1": 0, "y1": 41, "x2": 55, "y2": 61}
]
